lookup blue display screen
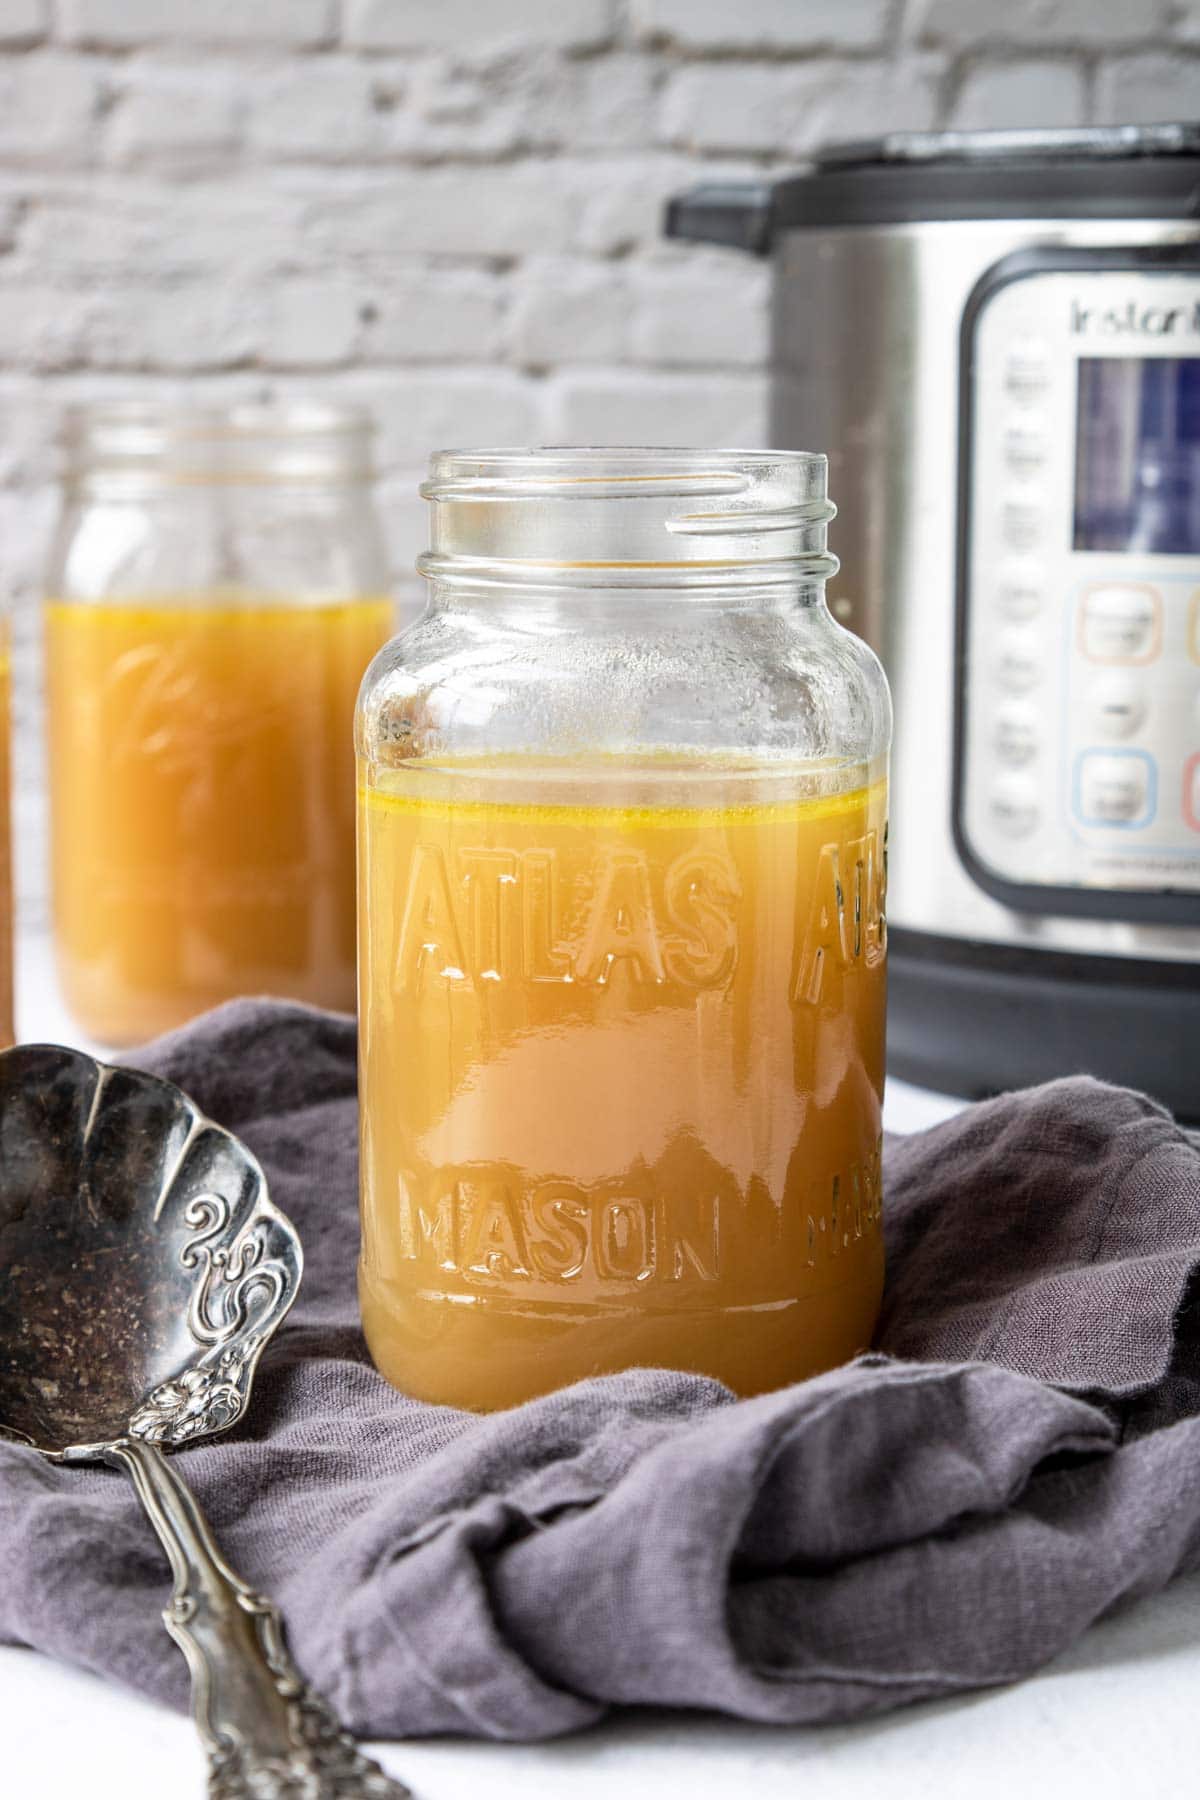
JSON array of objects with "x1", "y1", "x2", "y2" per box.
[{"x1": 1074, "y1": 357, "x2": 1200, "y2": 555}]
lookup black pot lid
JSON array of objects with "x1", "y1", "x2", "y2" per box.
[
  {"x1": 815, "y1": 122, "x2": 1200, "y2": 169},
  {"x1": 665, "y1": 122, "x2": 1200, "y2": 254}
]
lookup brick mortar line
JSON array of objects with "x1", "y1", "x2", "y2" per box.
[
  {"x1": 0, "y1": 151, "x2": 814, "y2": 176},
  {"x1": 7, "y1": 40, "x2": 1188, "y2": 68},
  {"x1": 0, "y1": 363, "x2": 771, "y2": 381}
]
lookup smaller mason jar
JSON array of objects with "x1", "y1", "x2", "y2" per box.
[
  {"x1": 357, "y1": 447, "x2": 891, "y2": 1410},
  {"x1": 45, "y1": 401, "x2": 392, "y2": 1046}
]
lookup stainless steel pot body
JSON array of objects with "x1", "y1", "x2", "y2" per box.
[{"x1": 770, "y1": 216, "x2": 1200, "y2": 970}]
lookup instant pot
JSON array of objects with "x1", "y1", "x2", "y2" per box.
[{"x1": 668, "y1": 124, "x2": 1200, "y2": 1113}]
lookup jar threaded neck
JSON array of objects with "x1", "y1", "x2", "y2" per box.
[
  {"x1": 62, "y1": 400, "x2": 375, "y2": 488},
  {"x1": 418, "y1": 447, "x2": 838, "y2": 590}
]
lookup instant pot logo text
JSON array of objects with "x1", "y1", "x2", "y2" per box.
[{"x1": 1069, "y1": 297, "x2": 1200, "y2": 338}]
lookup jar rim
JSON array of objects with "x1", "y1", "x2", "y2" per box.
[
  {"x1": 419, "y1": 446, "x2": 837, "y2": 586},
  {"x1": 423, "y1": 445, "x2": 827, "y2": 498},
  {"x1": 63, "y1": 397, "x2": 373, "y2": 446},
  {"x1": 61, "y1": 398, "x2": 376, "y2": 485},
  {"x1": 426, "y1": 446, "x2": 826, "y2": 464}
]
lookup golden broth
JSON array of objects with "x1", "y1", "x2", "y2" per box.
[
  {"x1": 47, "y1": 596, "x2": 392, "y2": 1044},
  {"x1": 358, "y1": 761, "x2": 887, "y2": 1409}
]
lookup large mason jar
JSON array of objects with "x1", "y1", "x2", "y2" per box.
[
  {"x1": 357, "y1": 448, "x2": 891, "y2": 1409},
  {"x1": 45, "y1": 401, "x2": 392, "y2": 1045}
]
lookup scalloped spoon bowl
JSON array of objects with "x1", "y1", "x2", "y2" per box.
[{"x1": 0, "y1": 1043, "x2": 409, "y2": 1800}]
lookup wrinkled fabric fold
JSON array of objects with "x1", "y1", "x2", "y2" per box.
[{"x1": 1, "y1": 999, "x2": 1198, "y2": 1740}]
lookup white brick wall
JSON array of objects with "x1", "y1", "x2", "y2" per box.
[
  {"x1": 909, "y1": 0, "x2": 1174, "y2": 49},
  {"x1": 59, "y1": 0, "x2": 337, "y2": 50},
  {"x1": 632, "y1": 0, "x2": 892, "y2": 52},
  {"x1": 345, "y1": 0, "x2": 616, "y2": 53},
  {"x1": 0, "y1": 0, "x2": 1195, "y2": 926},
  {"x1": 949, "y1": 58, "x2": 1088, "y2": 129},
  {"x1": 0, "y1": 0, "x2": 45, "y2": 47}
]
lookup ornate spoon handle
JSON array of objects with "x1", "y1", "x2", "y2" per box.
[{"x1": 107, "y1": 1436, "x2": 411, "y2": 1800}]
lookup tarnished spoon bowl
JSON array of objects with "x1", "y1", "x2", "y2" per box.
[{"x1": 0, "y1": 1044, "x2": 409, "y2": 1800}]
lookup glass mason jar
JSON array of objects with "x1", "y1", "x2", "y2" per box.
[
  {"x1": 45, "y1": 401, "x2": 392, "y2": 1046},
  {"x1": 357, "y1": 448, "x2": 891, "y2": 1409}
]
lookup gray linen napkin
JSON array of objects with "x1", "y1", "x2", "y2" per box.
[{"x1": 1, "y1": 997, "x2": 1199, "y2": 1739}]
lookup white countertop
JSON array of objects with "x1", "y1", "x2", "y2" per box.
[
  {"x1": 2, "y1": 932, "x2": 1194, "y2": 1799},
  {"x1": 5, "y1": 1572, "x2": 1200, "y2": 1800}
]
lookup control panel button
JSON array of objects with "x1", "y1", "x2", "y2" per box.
[
  {"x1": 1078, "y1": 583, "x2": 1161, "y2": 664},
  {"x1": 993, "y1": 700, "x2": 1039, "y2": 767},
  {"x1": 1001, "y1": 500, "x2": 1043, "y2": 552},
  {"x1": 995, "y1": 562, "x2": 1043, "y2": 621},
  {"x1": 1086, "y1": 673, "x2": 1147, "y2": 741},
  {"x1": 1003, "y1": 421, "x2": 1049, "y2": 477},
  {"x1": 995, "y1": 627, "x2": 1041, "y2": 694},
  {"x1": 1186, "y1": 754, "x2": 1200, "y2": 834},
  {"x1": 1075, "y1": 751, "x2": 1155, "y2": 828},
  {"x1": 988, "y1": 775, "x2": 1040, "y2": 838},
  {"x1": 1003, "y1": 338, "x2": 1051, "y2": 403}
]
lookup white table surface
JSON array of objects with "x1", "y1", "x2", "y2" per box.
[{"x1": 3, "y1": 931, "x2": 1195, "y2": 1799}]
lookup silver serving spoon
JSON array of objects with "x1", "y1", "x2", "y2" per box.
[{"x1": 0, "y1": 1043, "x2": 410, "y2": 1800}]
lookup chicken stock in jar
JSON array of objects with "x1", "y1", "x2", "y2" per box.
[{"x1": 357, "y1": 448, "x2": 891, "y2": 1409}]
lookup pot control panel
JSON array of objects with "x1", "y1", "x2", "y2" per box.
[{"x1": 957, "y1": 256, "x2": 1200, "y2": 920}]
